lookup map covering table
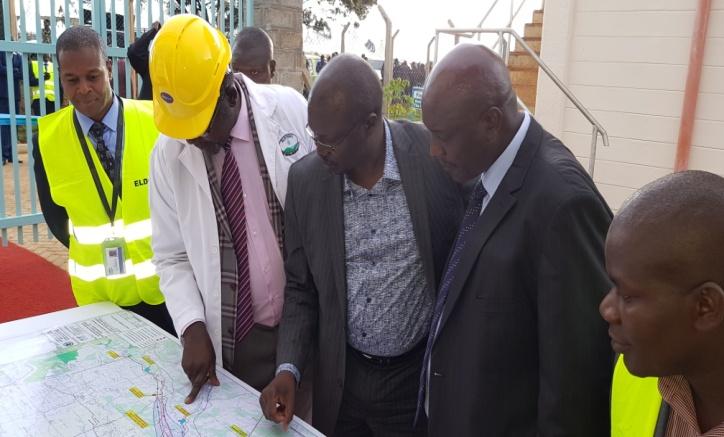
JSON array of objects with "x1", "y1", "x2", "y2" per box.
[{"x1": 0, "y1": 303, "x2": 322, "y2": 437}]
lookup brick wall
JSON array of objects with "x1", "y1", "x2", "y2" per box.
[{"x1": 254, "y1": 0, "x2": 304, "y2": 91}]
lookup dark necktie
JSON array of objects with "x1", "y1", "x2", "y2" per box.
[
  {"x1": 88, "y1": 122, "x2": 115, "y2": 180},
  {"x1": 416, "y1": 180, "x2": 487, "y2": 420},
  {"x1": 220, "y1": 139, "x2": 254, "y2": 343}
]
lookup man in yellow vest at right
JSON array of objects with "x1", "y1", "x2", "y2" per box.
[
  {"x1": 33, "y1": 26, "x2": 174, "y2": 335},
  {"x1": 600, "y1": 170, "x2": 724, "y2": 437}
]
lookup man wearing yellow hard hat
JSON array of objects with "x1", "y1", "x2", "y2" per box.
[{"x1": 147, "y1": 14, "x2": 314, "y2": 409}]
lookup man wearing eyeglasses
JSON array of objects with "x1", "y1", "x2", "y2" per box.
[
  {"x1": 259, "y1": 54, "x2": 463, "y2": 436},
  {"x1": 147, "y1": 15, "x2": 314, "y2": 411}
]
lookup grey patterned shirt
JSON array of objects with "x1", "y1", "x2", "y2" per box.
[{"x1": 343, "y1": 121, "x2": 433, "y2": 357}]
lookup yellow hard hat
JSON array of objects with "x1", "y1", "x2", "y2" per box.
[{"x1": 149, "y1": 14, "x2": 231, "y2": 139}]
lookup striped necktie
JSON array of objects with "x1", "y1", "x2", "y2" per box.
[
  {"x1": 220, "y1": 139, "x2": 254, "y2": 343},
  {"x1": 88, "y1": 122, "x2": 115, "y2": 180},
  {"x1": 416, "y1": 180, "x2": 487, "y2": 421}
]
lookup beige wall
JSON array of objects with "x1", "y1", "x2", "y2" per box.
[{"x1": 535, "y1": 0, "x2": 724, "y2": 209}]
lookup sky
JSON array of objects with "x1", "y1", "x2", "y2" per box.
[
  {"x1": 303, "y1": 0, "x2": 544, "y2": 62},
  {"x1": 12, "y1": 0, "x2": 543, "y2": 62}
]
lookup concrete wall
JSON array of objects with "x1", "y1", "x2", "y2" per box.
[
  {"x1": 254, "y1": 0, "x2": 304, "y2": 91},
  {"x1": 535, "y1": 0, "x2": 724, "y2": 210}
]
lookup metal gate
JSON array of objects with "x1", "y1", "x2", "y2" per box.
[{"x1": 0, "y1": 0, "x2": 252, "y2": 245}]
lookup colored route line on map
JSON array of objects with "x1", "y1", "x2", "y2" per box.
[
  {"x1": 175, "y1": 405, "x2": 191, "y2": 417},
  {"x1": 230, "y1": 424, "x2": 249, "y2": 436},
  {"x1": 126, "y1": 410, "x2": 149, "y2": 428}
]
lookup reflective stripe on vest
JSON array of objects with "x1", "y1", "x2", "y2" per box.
[
  {"x1": 30, "y1": 60, "x2": 55, "y2": 102},
  {"x1": 69, "y1": 218, "x2": 152, "y2": 245},
  {"x1": 38, "y1": 99, "x2": 163, "y2": 307},
  {"x1": 611, "y1": 356, "x2": 662, "y2": 437}
]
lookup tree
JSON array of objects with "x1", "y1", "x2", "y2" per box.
[
  {"x1": 383, "y1": 78, "x2": 416, "y2": 120},
  {"x1": 304, "y1": 0, "x2": 376, "y2": 39}
]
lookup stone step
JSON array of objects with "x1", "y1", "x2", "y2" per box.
[
  {"x1": 532, "y1": 9, "x2": 544, "y2": 25},
  {"x1": 513, "y1": 84, "x2": 537, "y2": 112},
  {"x1": 524, "y1": 22, "x2": 542, "y2": 39},
  {"x1": 508, "y1": 50, "x2": 538, "y2": 69},
  {"x1": 509, "y1": 67, "x2": 539, "y2": 86},
  {"x1": 516, "y1": 37, "x2": 541, "y2": 53}
]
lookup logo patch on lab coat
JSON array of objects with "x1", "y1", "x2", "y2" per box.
[{"x1": 279, "y1": 133, "x2": 300, "y2": 156}]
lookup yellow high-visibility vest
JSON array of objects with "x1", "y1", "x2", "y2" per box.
[
  {"x1": 611, "y1": 356, "x2": 663, "y2": 437},
  {"x1": 38, "y1": 99, "x2": 163, "y2": 306},
  {"x1": 30, "y1": 60, "x2": 55, "y2": 102}
]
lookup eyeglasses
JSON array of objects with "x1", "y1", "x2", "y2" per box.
[{"x1": 306, "y1": 121, "x2": 360, "y2": 152}]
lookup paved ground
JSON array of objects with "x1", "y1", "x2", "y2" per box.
[{"x1": 1, "y1": 146, "x2": 68, "y2": 270}]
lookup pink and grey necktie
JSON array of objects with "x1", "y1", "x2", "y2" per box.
[{"x1": 220, "y1": 139, "x2": 254, "y2": 342}]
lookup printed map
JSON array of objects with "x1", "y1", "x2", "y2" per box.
[{"x1": 0, "y1": 307, "x2": 321, "y2": 437}]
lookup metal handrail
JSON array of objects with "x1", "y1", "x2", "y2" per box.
[
  {"x1": 434, "y1": 28, "x2": 609, "y2": 176},
  {"x1": 477, "y1": 0, "x2": 502, "y2": 28},
  {"x1": 492, "y1": 0, "x2": 530, "y2": 51}
]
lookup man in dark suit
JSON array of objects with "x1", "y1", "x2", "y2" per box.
[
  {"x1": 417, "y1": 44, "x2": 614, "y2": 436},
  {"x1": 259, "y1": 54, "x2": 462, "y2": 436}
]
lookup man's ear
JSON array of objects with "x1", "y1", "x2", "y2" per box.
[
  {"x1": 224, "y1": 77, "x2": 240, "y2": 108},
  {"x1": 105, "y1": 58, "x2": 112, "y2": 77},
  {"x1": 481, "y1": 106, "x2": 503, "y2": 132},
  {"x1": 270, "y1": 59, "x2": 276, "y2": 78},
  {"x1": 691, "y1": 281, "x2": 724, "y2": 332}
]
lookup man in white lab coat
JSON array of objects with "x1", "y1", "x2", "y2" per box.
[{"x1": 147, "y1": 15, "x2": 313, "y2": 406}]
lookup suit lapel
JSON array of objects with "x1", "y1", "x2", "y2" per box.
[
  {"x1": 389, "y1": 121, "x2": 437, "y2": 290},
  {"x1": 438, "y1": 118, "x2": 544, "y2": 331},
  {"x1": 321, "y1": 169, "x2": 348, "y2": 319}
]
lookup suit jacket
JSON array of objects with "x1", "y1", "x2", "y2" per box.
[
  {"x1": 277, "y1": 120, "x2": 463, "y2": 436},
  {"x1": 427, "y1": 118, "x2": 614, "y2": 436}
]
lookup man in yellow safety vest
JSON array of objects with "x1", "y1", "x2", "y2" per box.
[
  {"x1": 32, "y1": 26, "x2": 174, "y2": 335},
  {"x1": 29, "y1": 54, "x2": 56, "y2": 115},
  {"x1": 600, "y1": 170, "x2": 724, "y2": 436}
]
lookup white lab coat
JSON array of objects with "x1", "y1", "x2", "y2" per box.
[{"x1": 149, "y1": 75, "x2": 313, "y2": 364}]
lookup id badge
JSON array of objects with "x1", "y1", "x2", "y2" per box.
[{"x1": 101, "y1": 237, "x2": 126, "y2": 276}]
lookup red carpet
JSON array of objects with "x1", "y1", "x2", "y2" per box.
[{"x1": 0, "y1": 241, "x2": 76, "y2": 323}]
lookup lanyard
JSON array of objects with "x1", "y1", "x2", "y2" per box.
[{"x1": 72, "y1": 98, "x2": 125, "y2": 227}]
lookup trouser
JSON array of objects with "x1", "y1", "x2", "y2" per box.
[
  {"x1": 229, "y1": 323, "x2": 313, "y2": 422},
  {"x1": 0, "y1": 98, "x2": 11, "y2": 161},
  {"x1": 333, "y1": 343, "x2": 428, "y2": 437},
  {"x1": 122, "y1": 301, "x2": 176, "y2": 337}
]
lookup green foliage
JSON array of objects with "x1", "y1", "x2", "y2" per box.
[
  {"x1": 383, "y1": 78, "x2": 416, "y2": 120},
  {"x1": 304, "y1": 0, "x2": 377, "y2": 38}
]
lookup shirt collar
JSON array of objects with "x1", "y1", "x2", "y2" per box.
[
  {"x1": 344, "y1": 119, "x2": 400, "y2": 196},
  {"x1": 479, "y1": 111, "x2": 530, "y2": 198},
  {"x1": 228, "y1": 89, "x2": 251, "y2": 142},
  {"x1": 658, "y1": 375, "x2": 702, "y2": 433},
  {"x1": 75, "y1": 95, "x2": 120, "y2": 137},
  {"x1": 382, "y1": 119, "x2": 400, "y2": 182}
]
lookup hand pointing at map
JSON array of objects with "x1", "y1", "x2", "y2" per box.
[
  {"x1": 260, "y1": 371, "x2": 297, "y2": 431},
  {"x1": 182, "y1": 321, "x2": 220, "y2": 403}
]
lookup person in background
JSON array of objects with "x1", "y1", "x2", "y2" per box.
[
  {"x1": 316, "y1": 55, "x2": 326, "y2": 73},
  {"x1": 127, "y1": 21, "x2": 161, "y2": 100},
  {"x1": 601, "y1": 171, "x2": 724, "y2": 437},
  {"x1": 231, "y1": 27, "x2": 275, "y2": 85},
  {"x1": 29, "y1": 54, "x2": 56, "y2": 116},
  {"x1": 33, "y1": 26, "x2": 174, "y2": 335},
  {"x1": 0, "y1": 50, "x2": 21, "y2": 165}
]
